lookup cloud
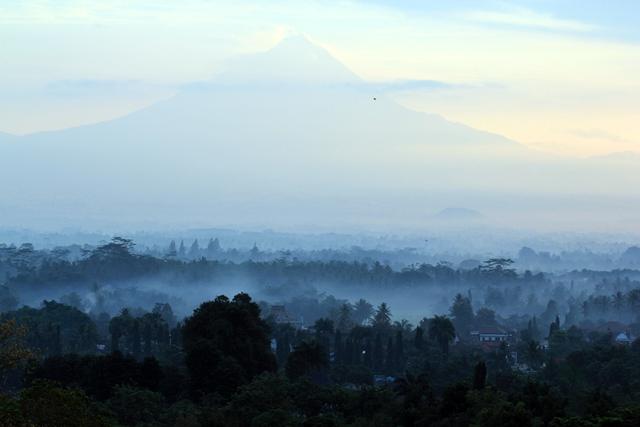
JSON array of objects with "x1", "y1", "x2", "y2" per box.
[
  {"x1": 43, "y1": 79, "x2": 174, "y2": 98},
  {"x1": 178, "y1": 78, "x2": 458, "y2": 94},
  {"x1": 569, "y1": 129, "x2": 632, "y2": 144},
  {"x1": 362, "y1": 79, "x2": 456, "y2": 92},
  {"x1": 464, "y1": 6, "x2": 596, "y2": 32}
]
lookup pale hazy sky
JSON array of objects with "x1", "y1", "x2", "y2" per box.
[{"x1": 1, "y1": 0, "x2": 639, "y2": 156}]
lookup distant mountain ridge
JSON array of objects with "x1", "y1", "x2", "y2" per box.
[{"x1": 0, "y1": 36, "x2": 638, "y2": 231}]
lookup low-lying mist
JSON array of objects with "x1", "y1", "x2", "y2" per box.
[{"x1": 4, "y1": 235, "x2": 640, "y2": 331}]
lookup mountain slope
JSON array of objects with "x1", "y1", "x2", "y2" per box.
[{"x1": 0, "y1": 37, "x2": 638, "y2": 231}]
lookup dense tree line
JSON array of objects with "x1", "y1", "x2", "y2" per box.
[
  {"x1": 3, "y1": 239, "x2": 640, "y2": 424},
  {"x1": 1, "y1": 287, "x2": 640, "y2": 425},
  {"x1": 1, "y1": 238, "x2": 547, "y2": 292}
]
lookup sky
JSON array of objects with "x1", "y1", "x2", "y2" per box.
[{"x1": 1, "y1": 0, "x2": 639, "y2": 156}]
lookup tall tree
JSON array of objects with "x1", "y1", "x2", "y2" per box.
[
  {"x1": 395, "y1": 330, "x2": 404, "y2": 371},
  {"x1": 206, "y1": 238, "x2": 221, "y2": 256},
  {"x1": 336, "y1": 303, "x2": 353, "y2": 332},
  {"x1": 385, "y1": 336, "x2": 394, "y2": 373},
  {"x1": 373, "y1": 333, "x2": 383, "y2": 371},
  {"x1": 414, "y1": 326, "x2": 424, "y2": 350},
  {"x1": 188, "y1": 239, "x2": 200, "y2": 258},
  {"x1": 548, "y1": 315, "x2": 561, "y2": 338},
  {"x1": 166, "y1": 241, "x2": 177, "y2": 258},
  {"x1": 334, "y1": 330, "x2": 343, "y2": 365},
  {"x1": 314, "y1": 318, "x2": 334, "y2": 359},
  {"x1": 131, "y1": 320, "x2": 141, "y2": 359},
  {"x1": 276, "y1": 333, "x2": 290, "y2": 368},
  {"x1": 449, "y1": 294, "x2": 474, "y2": 338},
  {"x1": 363, "y1": 338, "x2": 372, "y2": 368},
  {"x1": 428, "y1": 316, "x2": 456, "y2": 355},
  {"x1": 182, "y1": 293, "x2": 276, "y2": 397},
  {"x1": 142, "y1": 321, "x2": 152, "y2": 356},
  {"x1": 481, "y1": 258, "x2": 516, "y2": 279},
  {"x1": 372, "y1": 303, "x2": 392, "y2": 329},
  {"x1": 352, "y1": 299, "x2": 374, "y2": 326},
  {"x1": 473, "y1": 361, "x2": 487, "y2": 390}
]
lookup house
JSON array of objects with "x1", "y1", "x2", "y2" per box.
[
  {"x1": 471, "y1": 327, "x2": 512, "y2": 343},
  {"x1": 583, "y1": 321, "x2": 634, "y2": 345},
  {"x1": 615, "y1": 331, "x2": 633, "y2": 345},
  {"x1": 470, "y1": 327, "x2": 514, "y2": 350}
]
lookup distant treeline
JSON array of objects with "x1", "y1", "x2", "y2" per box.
[{"x1": 2, "y1": 238, "x2": 545, "y2": 291}]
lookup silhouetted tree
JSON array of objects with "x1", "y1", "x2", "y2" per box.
[
  {"x1": 473, "y1": 361, "x2": 487, "y2": 390},
  {"x1": 428, "y1": 315, "x2": 456, "y2": 355},
  {"x1": 395, "y1": 330, "x2": 404, "y2": 371},
  {"x1": 372, "y1": 303, "x2": 392, "y2": 330},
  {"x1": 414, "y1": 326, "x2": 424, "y2": 350},
  {"x1": 352, "y1": 299, "x2": 374, "y2": 325},
  {"x1": 450, "y1": 294, "x2": 474, "y2": 338},
  {"x1": 285, "y1": 341, "x2": 328, "y2": 380},
  {"x1": 182, "y1": 293, "x2": 276, "y2": 397},
  {"x1": 385, "y1": 336, "x2": 394, "y2": 373},
  {"x1": 334, "y1": 330, "x2": 343, "y2": 364},
  {"x1": 188, "y1": 239, "x2": 200, "y2": 258},
  {"x1": 373, "y1": 333, "x2": 383, "y2": 371}
]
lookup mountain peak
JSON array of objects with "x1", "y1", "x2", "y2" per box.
[{"x1": 213, "y1": 35, "x2": 360, "y2": 85}]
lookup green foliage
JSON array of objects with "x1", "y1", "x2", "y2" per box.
[
  {"x1": 27, "y1": 352, "x2": 173, "y2": 401},
  {"x1": 286, "y1": 341, "x2": 328, "y2": 380},
  {"x1": 8, "y1": 280, "x2": 640, "y2": 426},
  {"x1": 2, "y1": 300, "x2": 98, "y2": 357},
  {"x1": 0, "y1": 319, "x2": 33, "y2": 384},
  {"x1": 0, "y1": 393, "x2": 24, "y2": 426},
  {"x1": 19, "y1": 380, "x2": 112, "y2": 427},
  {"x1": 428, "y1": 315, "x2": 456, "y2": 355},
  {"x1": 182, "y1": 293, "x2": 276, "y2": 397},
  {"x1": 106, "y1": 385, "x2": 166, "y2": 426},
  {"x1": 473, "y1": 361, "x2": 487, "y2": 390},
  {"x1": 450, "y1": 293, "x2": 474, "y2": 337},
  {"x1": 371, "y1": 303, "x2": 391, "y2": 330},
  {"x1": 352, "y1": 299, "x2": 374, "y2": 326}
]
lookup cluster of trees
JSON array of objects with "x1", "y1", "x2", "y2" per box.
[
  {"x1": 3, "y1": 238, "x2": 547, "y2": 294},
  {"x1": 1, "y1": 300, "x2": 98, "y2": 357},
  {"x1": 3, "y1": 289, "x2": 640, "y2": 425},
  {"x1": 6, "y1": 237, "x2": 640, "y2": 330},
  {"x1": 517, "y1": 245, "x2": 640, "y2": 272},
  {"x1": 4, "y1": 238, "x2": 640, "y2": 424},
  {"x1": 565, "y1": 289, "x2": 640, "y2": 325}
]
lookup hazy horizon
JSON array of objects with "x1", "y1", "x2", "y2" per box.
[{"x1": 2, "y1": 1, "x2": 639, "y2": 234}]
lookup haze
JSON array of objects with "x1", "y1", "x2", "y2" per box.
[{"x1": 1, "y1": 1, "x2": 639, "y2": 235}]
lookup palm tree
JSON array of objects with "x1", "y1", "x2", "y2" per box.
[
  {"x1": 428, "y1": 315, "x2": 456, "y2": 355},
  {"x1": 372, "y1": 302, "x2": 392, "y2": 329},
  {"x1": 353, "y1": 299, "x2": 374, "y2": 325},
  {"x1": 393, "y1": 319, "x2": 413, "y2": 335},
  {"x1": 336, "y1": 303, "x2": 353, "y2": 331}
]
